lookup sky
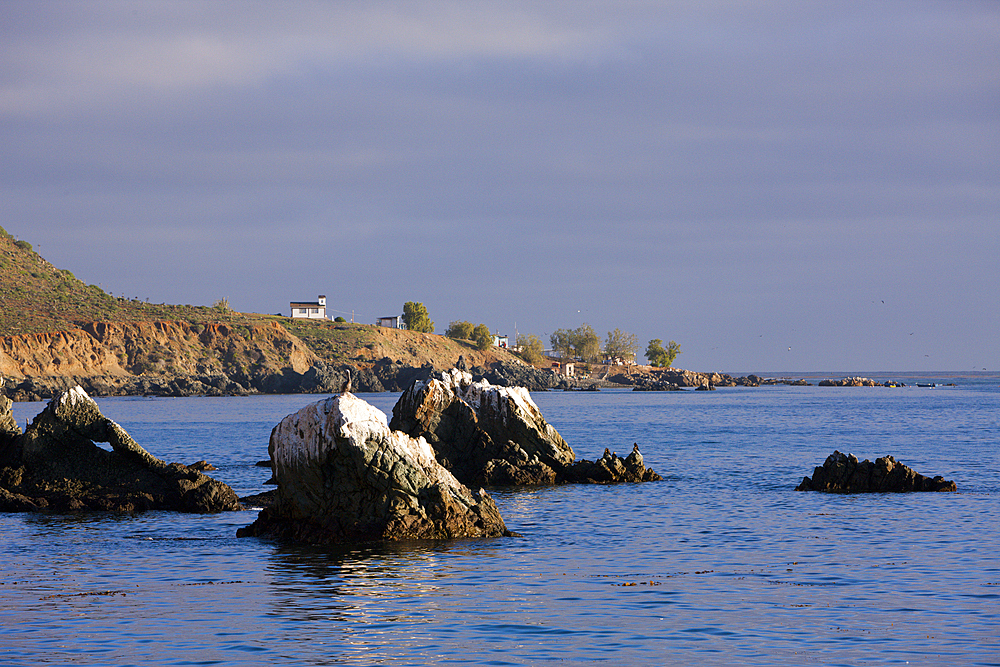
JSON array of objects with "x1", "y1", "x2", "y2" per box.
[{"x1": 2, "y1": 1, "x2": 997, "y2": 373}]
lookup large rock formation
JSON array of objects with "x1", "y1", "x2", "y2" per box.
[
  {"x1": 796, "y1": 450, "x2": 956, "y2": 493},
  {"x1": 0, "y1": 386, "x2": 240, "y2": 512},
  {"x1": 237, "y1": 392, "x2": 514, "y2": 543},
  {"x1": 390, "y1": 369, "x2": 660, "y2": 486}
]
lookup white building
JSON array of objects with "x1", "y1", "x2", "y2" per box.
[{"x1": 290, "y1": 295, "x2": 327, "y2": 319}]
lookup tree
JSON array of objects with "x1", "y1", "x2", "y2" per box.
[
  {"x1": 604, "y1": 328, "x2": 639, "y2": 364},
  {"x1": 549, "y1": 324, "x2": 601, "y2": 362},
  {"x1": 472, "y1": 323, "x2": 492, "y2": 351},
  {"x1": 445, "y1": 320, "x2": 475, "y2": 340},
  {"x1": 646, "y1": 339, "x2": 681, "y2": 367},
  {"x1": 402, "y1": 301, "x2": 434, "y2": 333},
  {"x1": 516, "y1": 333, "x2": 544, "y2": 364},
  {"x1": 550, "y1": 328, "x2": 573, "y2": 358},
  {"x1": 573, "y1": 323, "x2": 601, "y2": 362}
]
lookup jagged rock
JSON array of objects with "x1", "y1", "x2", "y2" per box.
[
  {"x1": 564, "y1": 445, "x2": 661, "y2": 484},
  {"x1": 390, "y1": 369, "x2": 661, "y2": 486},
  {"x1": 796, "y1": 450, "x2": 956, "y2": 493},
  {"x1": 390, "y1": 369, "x2": 574, "y2": 486},
  {"x1": 237, "y1": 393, "x2": 514, "y2": 542},
  {"x1": 0, "y1": 386, "x2": 240, "y2": 512}
]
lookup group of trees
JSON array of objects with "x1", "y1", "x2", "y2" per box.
[
  {"x1": 645, "y1": 339, "x2": 681, "y2": 367},
  {"x1": 445, "y1": 320, "x2": 493, "y2": 350},
  {"x1": 548, "y1": 325, "x2": 641, "y2": 364},
  {"x1": 549, "y1": 324, "x2": 602, "y2": 362},
  {"x1": 402, "y1": 302, "x2": 680, "y2": 367},
  {"x1": 549, "y1": 324, "x2": 680, "y2": 367}
]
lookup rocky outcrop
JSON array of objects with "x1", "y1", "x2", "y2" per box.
[
  {"x1": 796, "y1": 450, "x2": 956, "y2": 493},
  {"x1": 0, "y1": 386, "x2": 240, "y2": 512},
  {"x1": 818, "y1": 377, "x2": 906, "y2": 387},
  {"x1": 237, "y1": 393, "x2": 513, "y2": 542},
  {"x1": 390, "y1": 369, "x2": 661, "y2": 486},
  {"x1": 612, "y1": 368, "x2": 733, "y2": 390},
  {"x1": 563, "y1": 445, "x2": 661, "y2": 483},
  {"x1": 389, "y1": 369, "x2": 574, "y2": 485},
  {"x1": 476, "y1": 359, "x2": 568, "y2": 391}
]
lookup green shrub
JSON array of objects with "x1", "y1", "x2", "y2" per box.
[
  {"x1": 473, "y1": 323, "x2": 492, "y2": 351},
  {"x1": 445, "y1": 320, "x2": 475, "y2": 340}
]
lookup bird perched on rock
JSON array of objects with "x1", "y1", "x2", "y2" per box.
[{"x1": 340, "y1": 370, "x2": 352, "y2": 395}]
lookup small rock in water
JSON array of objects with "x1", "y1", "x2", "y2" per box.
[{"x1": 796, "y1": 450, "x2": 956, "y2": 493}]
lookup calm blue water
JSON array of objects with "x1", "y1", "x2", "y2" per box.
[{"x1": 3, "y1": 375, "x2": 999, "y2": 666}]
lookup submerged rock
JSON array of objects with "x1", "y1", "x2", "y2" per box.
[
  {"x1": 0, "y1": 386, "x2": 240, "y2": 512},
  {"x1": 237, "y1": 392, "x2": 514, "y2": 543},
  {"x1": 390, "y1": 369, "x2": 661, "y2": 486},
  {"x1": 796, "y1": 450, "x2": 956, "y2": 493}
]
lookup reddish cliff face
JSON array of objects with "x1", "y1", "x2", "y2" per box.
[{"x1": 0, "y1": 320, "x2": 318, "y2": 379}]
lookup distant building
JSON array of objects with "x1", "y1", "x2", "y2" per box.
[
  {"x1": 377, "y1": 315, "x2": 402, "y2": 329},
  {"x1": 290, "y1": 295, "x2": 327, "y2": 319},
  {"x1": 551, "y1": 361, "x2": 575, "y2": 377},
  {"x1": 493, "y1": 334, "x2": 509, "y2": 348}
]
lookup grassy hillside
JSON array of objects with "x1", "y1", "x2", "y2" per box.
[
  {"x1": 0, "y1": 226, "x2": 268, "y2": 335},
  {"x1": 0, "y1": 227, "x2": 523, "y2": 372}
]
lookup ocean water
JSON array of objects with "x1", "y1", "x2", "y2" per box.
[{"x1": 2, "y1": 374, "x2": 999, "y2": 666}]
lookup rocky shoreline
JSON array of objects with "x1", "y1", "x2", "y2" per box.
[{"x1": 3, "y1": 363, "x2": 935, "y2": 401}]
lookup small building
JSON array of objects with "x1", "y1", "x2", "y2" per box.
[
  {"x1": 493, "y1": 334, "x2": 509, "y2": 348},
  {"x1": 377, "y1": 315, "x2": 402, "y2": 329},
  {"x1": 290, "y1": 295, "x2": 327, "y2": 319},
  {"x1": 551, "y1": 361, "x2": 575, "y2": 377}
]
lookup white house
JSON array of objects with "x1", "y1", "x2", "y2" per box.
[
  {"x1": 290, "y1": 295, "x2": 327, "y2": 319},
  {"x1": 377, "y1": 315, "x2": 402, "y2": 328}
]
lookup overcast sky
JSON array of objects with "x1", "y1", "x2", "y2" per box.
[{"x1": 2, "y1": 1, "x2": 997, "y2": 372}]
